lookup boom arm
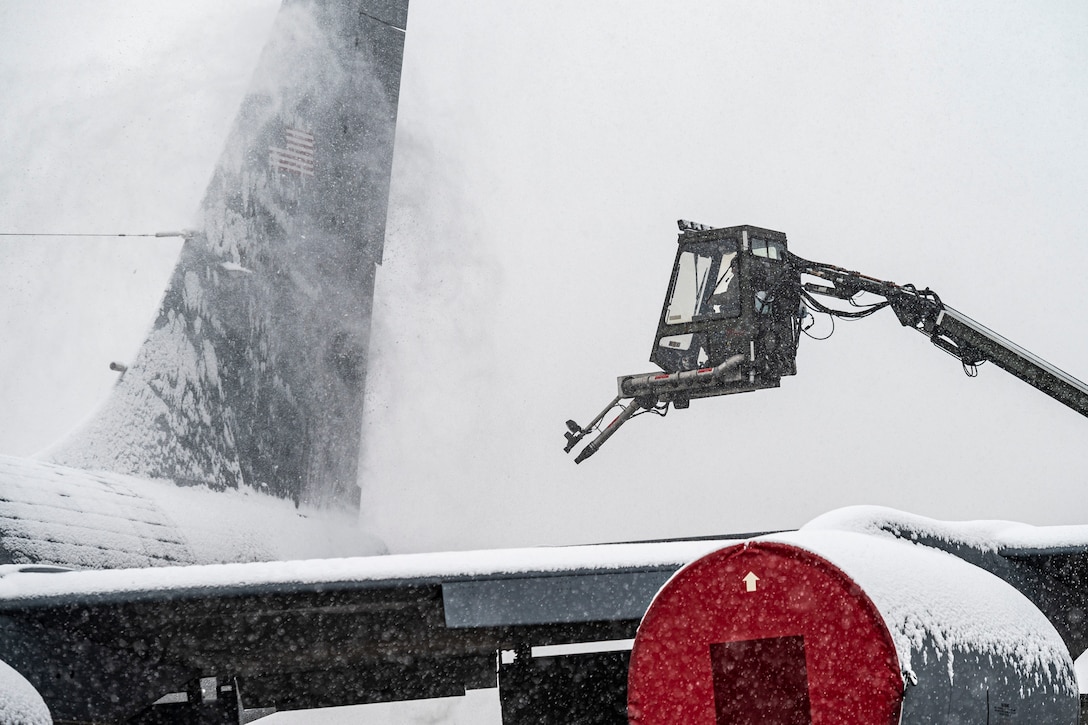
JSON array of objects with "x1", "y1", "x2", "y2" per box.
[{"x1": 799, "y1": 257, "x2": 1088, "y2": 417}]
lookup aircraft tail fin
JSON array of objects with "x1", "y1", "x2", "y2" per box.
[{"x1": 47, "y1": 0, "x2": 409, "y2": 511}]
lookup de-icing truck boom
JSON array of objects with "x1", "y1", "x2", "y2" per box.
[{"x1": 564, "y1": 221, "x2": 1088, "y2": 462}]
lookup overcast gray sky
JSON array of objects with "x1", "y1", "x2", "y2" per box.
[
  {"x1": 2, "y1": 1, "x2": 1088, "y2": 722},
  {"x1": 3, "y1": 0, "x2": 1088, "y2": 553}
]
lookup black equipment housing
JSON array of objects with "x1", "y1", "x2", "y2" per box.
[{"x1": 651, "y1": 224, "x2": 801, "y2": 389}]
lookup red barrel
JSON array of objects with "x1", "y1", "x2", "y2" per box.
[{"x1": 627, "y1": 541, "x2": 903, "y2": 724}]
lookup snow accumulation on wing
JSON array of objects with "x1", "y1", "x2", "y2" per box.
[
  {"x1": 768, "y1": 527, "x2": 1075, "y2": 696},
  {"x1": 0, "y1": 658, "x2": 51, "y2": 725},
  {"x1": 788, "y1": 505, "x2": 1088, "y2": 697},
  {"x1": 0, "y1": 455, "x2": 384, "y2": 569},
  {"x1": 0, "y1": 538, "x2": 727, "y2": 609},
  {"x1": 804, "y1": 504, "x2": 1088, "y2": 554}
]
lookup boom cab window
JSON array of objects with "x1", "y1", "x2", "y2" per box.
[
  {"x1": 664, "y1": 241, "x2": 741, "y2": 325},
  {"x1": 751, "y1": 237, "x2": 786, "y2": 260}
]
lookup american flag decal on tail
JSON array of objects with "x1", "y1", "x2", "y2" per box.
[{"x1": 269, "y1": 128, "x2": 315, "y2": 176}]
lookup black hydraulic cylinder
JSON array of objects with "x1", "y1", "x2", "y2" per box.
[{"x1": 574, "y1": 399, "x2": 642, "y2": 464}]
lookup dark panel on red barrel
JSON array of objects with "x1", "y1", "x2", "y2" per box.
[{"x1": 711, "y1": 635, "x2": 811, "y2": 724}]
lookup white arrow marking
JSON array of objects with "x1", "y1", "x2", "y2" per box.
[{"x1": 742, "y1": 571, "x2": 760, "y2": 593}]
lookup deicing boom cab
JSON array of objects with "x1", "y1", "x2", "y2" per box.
[{"x1": 564, "y1": 221, "x2": 1088, "y2": 462}]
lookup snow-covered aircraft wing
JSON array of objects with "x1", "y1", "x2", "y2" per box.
[
  {"x1": 1, "y1": 507, "x2": 1088, "y2": 723},
  {"x1": 0, "y1": 539, "x2": 731, "y2": 722}
]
